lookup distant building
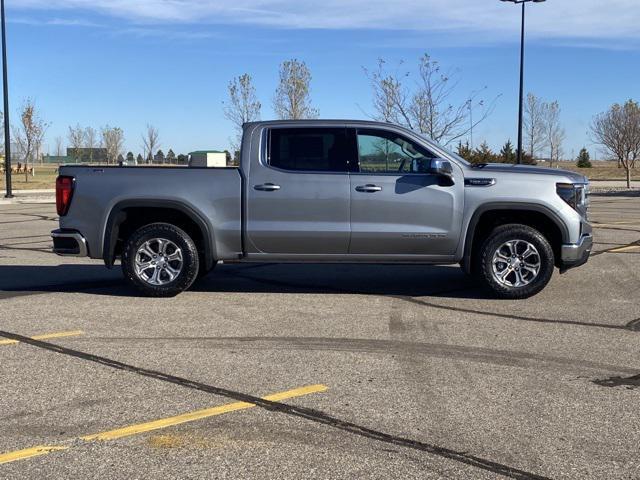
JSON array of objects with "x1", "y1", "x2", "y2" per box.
[
  {"x1": 188, "y1": 150, "x2": 227, "y2": 167},
  {"x1": 67, "y1": 148, "x2": 107, "y2": 163}
]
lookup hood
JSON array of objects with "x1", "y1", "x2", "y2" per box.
[{"x1": 473, "y1": 164, "x2": 588, "y2": 183}]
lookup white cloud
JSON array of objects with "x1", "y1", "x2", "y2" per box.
[{"x1": 12, "y1": 0, "x2": 640, "y2": 43}]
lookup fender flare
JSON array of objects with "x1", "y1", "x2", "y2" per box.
[
  {"x1": 462, "y1": 202, "x2": 570, "y2": 273},
  {"x1": 102, "y1": 199, "x2": 215, "y2": 270}
]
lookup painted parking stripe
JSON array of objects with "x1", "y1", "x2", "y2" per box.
[
  {"x1": 0, "y1": 330, "x2": 84, "y2": 346},
  {"x1": 82, "y1": 384, "x2": 327, "y2": 441},
  {"x1": 0, "y1": 384, "x2": 327, "y2": 465},
  {"x1": 609, "y1": 245, "x2": 640, "y2": 253},
  {"x1": 0, "y1": 446, "x2": 68, "y2": 464}
]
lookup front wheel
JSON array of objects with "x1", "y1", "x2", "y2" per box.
[
  {"x1": 122, "y1": 223, "x2": 200, "y2": 297},
  {"x1": 475, "y1": 224, "x2": 555, "y2": 299}
]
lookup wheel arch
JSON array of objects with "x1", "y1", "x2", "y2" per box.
[
  {"x1": 462, "y1": 202, "x2": 569, "y2": 274},
  {"x1": 103, "y1": 200, "x2": 215, "y2": 270}
]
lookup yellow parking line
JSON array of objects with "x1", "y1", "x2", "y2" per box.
[
  {"x1": 0, "y1": 384, "x2": 327, "y2": 464},
  {"x1": 609, "y1": 245, "x2": 640, "y2": 253},
  {"x1": 0, "y1": 446, "x2": 68, "y2": 465},
  {"x1": 82, "y1": 384, "x2": 327, "y2": 441},
  {"x1": 593, "y1": 222, "x2": 640, "y2": 228},
  {"x1": 0, "y1": 330, "x2": 84, "y2": 346}
]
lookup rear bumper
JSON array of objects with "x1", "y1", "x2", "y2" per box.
[
  {"x1": 559, "y1": 233, "x2": 593, "y2": 273},
  {"x1": 51, "y1": 229, "x2": 88, "y2": 257}
]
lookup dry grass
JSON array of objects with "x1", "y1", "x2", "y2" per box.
[
  {"x1": 1, "y1": 164, "x2": 60, "y2": 190},
  {"x1": 552, "y1": 161, "x2": 635, "y2": 181}
]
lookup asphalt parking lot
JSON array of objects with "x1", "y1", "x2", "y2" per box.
[{"x1": 0, "y1": 195, "x2": 639, "y2": 479}]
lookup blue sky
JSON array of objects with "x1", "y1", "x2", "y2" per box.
[{"x1": 6, "y1": 0, "x2": 640, "y2": 158}]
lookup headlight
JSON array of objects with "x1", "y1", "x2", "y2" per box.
[{"x1": 557, "y1": 183, "x2": 588, "y2": 215}]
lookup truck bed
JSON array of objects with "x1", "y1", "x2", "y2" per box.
[{"x1": 58, "y1": 165, "x2": 243, "y2": 262}]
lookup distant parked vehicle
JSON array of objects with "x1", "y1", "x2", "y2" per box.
[{"x1": 52, "y1": 120, "x2": 592, "y2": 298}]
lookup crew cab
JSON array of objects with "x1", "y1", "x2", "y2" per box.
[{"x1": 52, "y1": 120, "x2": 592, "y2": 298}]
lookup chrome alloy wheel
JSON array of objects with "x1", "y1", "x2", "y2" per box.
[
  {"x1": 491, "y1": 240, "x2": 541, "y2": 288},
  {"x1": 134, "y1": 238, "x2": 183, "y2": 286}
]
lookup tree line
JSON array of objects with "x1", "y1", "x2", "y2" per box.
[{"x1": 64, "y1": 123, "x2": 193, "y2": 165}]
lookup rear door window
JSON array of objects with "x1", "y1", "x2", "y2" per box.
[{"x1": 268, "y1": 128, "x2": 354, "y2": 172}]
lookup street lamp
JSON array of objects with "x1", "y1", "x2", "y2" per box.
[
  {"x1": 1, "y1": 0, "x2": 12, "y2": 197},
  {"x1": 500, "y1": 0, "x2": 546, "y2": 165}
]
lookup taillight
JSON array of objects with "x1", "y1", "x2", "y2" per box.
[{"x1": 56, "y1": 176, "x2": 74, "y2": 216}]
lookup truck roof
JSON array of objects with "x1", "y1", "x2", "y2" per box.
[{"x1": 243, "y1": 119, "x2": 398, "y2": 129}]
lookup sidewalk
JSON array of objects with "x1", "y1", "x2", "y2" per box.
[{"x1": 0, "y1": 189, "x2": 55, "y2": 205}]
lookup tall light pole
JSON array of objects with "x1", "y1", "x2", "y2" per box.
[
  {"x1": 501, "y1": 0, "x2": 546, "y2": 165},
  {"x1": 1, "y1": 0, "x2": 12, "y2": 197}
]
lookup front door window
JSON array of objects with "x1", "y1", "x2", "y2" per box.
[{"x1": 356, "y1": 129, "x2": 435, "y2": 174}]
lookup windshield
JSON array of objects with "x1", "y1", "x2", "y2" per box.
[{"x1": 417, "y1": 133, "x2": 471, "y2": 167}]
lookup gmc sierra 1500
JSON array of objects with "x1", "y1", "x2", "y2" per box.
[{"x1": 52, "y1": 120, "x2": 592, "y2": 298}]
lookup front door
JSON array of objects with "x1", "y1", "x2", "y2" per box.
[
  {"x1": 246, "y1": 127, "x2": 354, "y2": 255},
  {"x1": 349, "y1": 128, "x2": 464, "y2": 256}
]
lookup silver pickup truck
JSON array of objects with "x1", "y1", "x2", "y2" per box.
[{"x1": 52, "y1": 120, "x2": 592, "y2": 298}]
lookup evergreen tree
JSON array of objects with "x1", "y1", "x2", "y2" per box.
[
  {"x1": 473, "y1": 142, "x2": 495, "y2": 164},
  {"x1": 576, "y1": 147, "x2": 592, "y2": 168},
  {"x1": 155, "y1": 149, "x2": 165, "y2": 164},
  {"x1": 136, "y1": 153, "x2": 143, "y2": 165},
  {"x1": 126, "y1": 152, "x2": 134, "y2": 163},
  {"x1": 166, "y1": 149, "x2": 176, "y2": 164},
  {"x1": 499, "y1": 140, "x2": 516, "y2": 164},
  {"x1": 456, "y1": 141, "x2": 473, "y2": 162}
]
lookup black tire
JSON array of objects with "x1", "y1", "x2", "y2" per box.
[
  {"x1": 121, "y1": 223, "x2": 200, "y2": 297},
  {"x1": 474, "y1": 224, "x2": 554, "y2": 299}
]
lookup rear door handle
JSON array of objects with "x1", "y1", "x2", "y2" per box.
[
  {"x1": 355, "y1": 184, "x2": 382, "y2": 193},
  {"x1": 254, "y1": 183, "x2": 281, "y2": 192}
]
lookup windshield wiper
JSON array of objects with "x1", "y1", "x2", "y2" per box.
[{"x1": 471, "y1": 163, "x2": 489, "y2": 169}]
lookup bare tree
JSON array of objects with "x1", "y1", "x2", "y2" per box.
[
  {"x1": 83, "y1": 126, "x2": 98, "y2": 162},
  {"x1": 364, "y1": 54, "x2": 498, "y2": 146},
  {"x1": 67, "y1": 124, "x2": 85, "y2": 162},
  {"x1": 591, "y1": 99, "x2": 640, "y2": 188},
  {"x1": 273, "y1": 59, "x2": 319, "y2": 120},
  {"x1": 12, "y1": 98, "x2": 48, "y2": 181},
  {"x1": 54, "y1": 136, "x2": 64, "y2": 158},
  {"x1": 101, "y1": 126, "x2": 125, "y2": 164},
  {"x1": 223, "y1": 73, "x2": 261, "y2": 152},
  {"x1": 544, "y1": 101, "x2": 566, "y2": 167},
  {"x1": 524, "y1": 93, "x2": 547, "y2": 160},
  {"x1": 141, "y1": 124, "x2": 159, "y2": 164}
]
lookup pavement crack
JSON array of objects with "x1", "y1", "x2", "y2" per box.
[
  {"x1": 0, "y1": 329, "x2": 550, "y2": 480},
  {"x1": 592, "y1": 373, "x2": 640, "y2": 390}
]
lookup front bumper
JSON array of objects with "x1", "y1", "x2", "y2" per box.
[
  {"x1": 51, "y1": 229, "x2": 88, "y2": 257},
  {"x1": 559, "y1": 233, "x2": 593, "y2": 273}
]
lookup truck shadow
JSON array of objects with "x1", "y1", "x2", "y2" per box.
[
  {"x1": 0, "y1": 263, "x2": 486, "y2": 299},
  {"x1": 1, "y1": 264, "x2": 636, "y2": 333}
]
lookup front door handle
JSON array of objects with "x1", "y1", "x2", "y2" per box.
[
  {"x1": 254, "y1": 183, "x2": 281, "y2": 192},
  {"x1": 355, "y1": 184, "x2": 382, "y2": 193}
]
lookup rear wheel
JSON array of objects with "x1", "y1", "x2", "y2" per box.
[
  {"x1": 122, "y1": 223, "x2": 199, "y2": 297},
  {"x1": 475, "y1": 224, "x2": 554, "y2": 299}
]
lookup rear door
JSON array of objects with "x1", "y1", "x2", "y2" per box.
[
  {"x1": 246, "y1": 127, "x2": 355, "y2": 255},
  {"x1": 349, "y1": 128, "x2": 464, "y2": 256}
]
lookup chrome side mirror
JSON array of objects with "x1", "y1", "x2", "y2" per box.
[{"x1": 429, "y1": 158, "x2": 453, "y2": 178}]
